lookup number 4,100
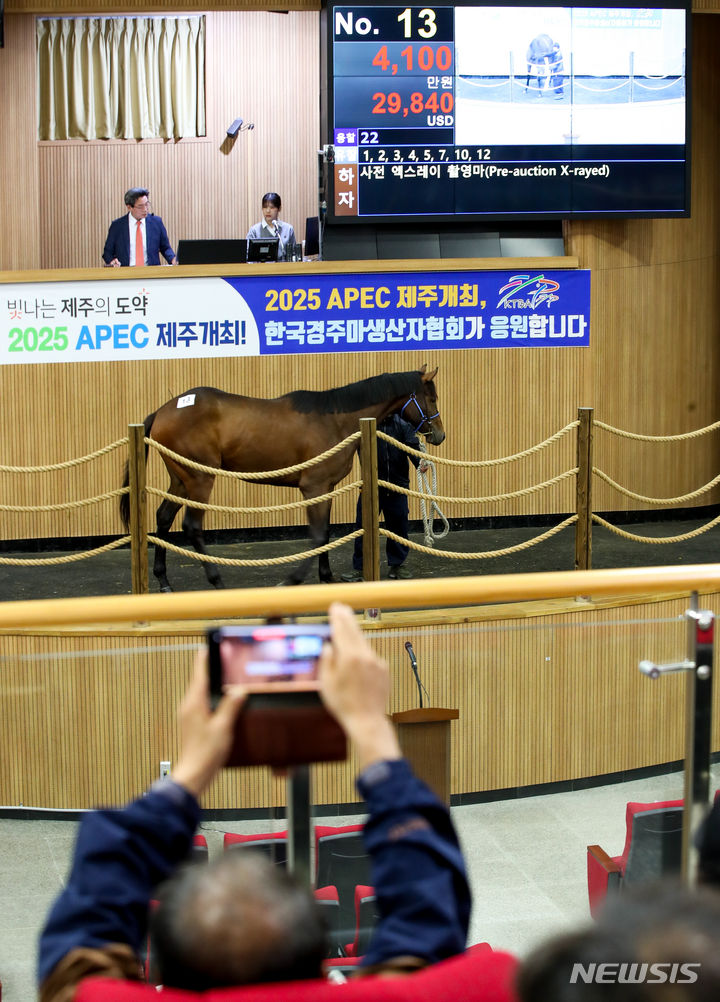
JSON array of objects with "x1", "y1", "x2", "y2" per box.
[
  {"x1": 372, "y1": 44, "x2": 451, "y2": 72},
  {"x1": 397, "y1": 7, "x2": 437, "y2": 38}
]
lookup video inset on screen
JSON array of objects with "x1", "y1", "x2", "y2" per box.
[{"x1": 454, "y1": 7, "x2": 686, "y2": 146}]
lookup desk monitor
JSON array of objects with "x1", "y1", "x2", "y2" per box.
[
  {"x1": 177, "y1": 239, "x2": 247, "y2": 265},
  {"x1": 247, "y1": 237, "x2": 279, "y2": 263},
  {"x1": 304, "y1": 216, "x2": 320, "y2": 257}
]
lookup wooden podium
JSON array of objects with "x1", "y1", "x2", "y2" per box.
[{"x1": 390, "y1": 708, "x2": 459, "y2": 804}]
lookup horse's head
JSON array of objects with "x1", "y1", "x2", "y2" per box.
[{"x1": 400, "y1": 366, "x2": 445, "y2": 446}]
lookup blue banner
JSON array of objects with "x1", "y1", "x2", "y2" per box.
[{"x1": 225, "y1": 268, "x2": 590, "y2": 354}]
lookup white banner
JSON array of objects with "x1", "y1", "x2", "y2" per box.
[{"x1": 2, "y1": 278, "x2": 259, "y2": 364}]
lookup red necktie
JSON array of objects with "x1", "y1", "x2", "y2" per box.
[{"x1": 135, "y1": 220, "x2": 144, "y2": 267}]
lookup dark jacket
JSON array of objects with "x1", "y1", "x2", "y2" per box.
[
  {"x1": 102, "y1": 214, "x2": 175, "y2": 266},
  {"x1": 378, "y1": 415, "x2": 422, "y2": 489}
]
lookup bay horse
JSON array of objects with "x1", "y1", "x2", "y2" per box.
[{"x1": 119, "y1": 366, "x2": 444, "y2": 591}]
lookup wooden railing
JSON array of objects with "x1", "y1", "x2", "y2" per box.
[{"x1": 1, "y1": 564, "x2": 720, "y2": 630}]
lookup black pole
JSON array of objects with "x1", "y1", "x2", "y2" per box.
[
  {"x1": 287, "y1": 765, "x2": 312, "y2": 889},
  {"x1": 682, "y1": 594, "x2": 714, "y2": 884}
]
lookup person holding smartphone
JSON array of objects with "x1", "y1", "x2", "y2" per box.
[{"x1": 38, "y1": 604, "x2": 471, "y2": 1001}]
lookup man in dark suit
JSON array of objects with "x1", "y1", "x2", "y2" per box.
[{"x1": 102, "y1": 187, "x2": 177, "y2": 267}]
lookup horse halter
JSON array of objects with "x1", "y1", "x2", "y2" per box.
[{"x1": 399, "y1": 392, "x2": 439, "y2": 434}]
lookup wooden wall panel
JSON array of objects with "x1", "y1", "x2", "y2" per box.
[
  {"x1": 1, "y1": 593, "x2": 715, "y2": 810},
  {"x1": 565, "y1": 13, "x2": 720, "y2": 515},
  {"x1": 0, "y1": 16, "x2": 40, "y2": 271}
]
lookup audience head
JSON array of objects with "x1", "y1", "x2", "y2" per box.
[
  {"x1": 517, "y1": 881, "x2": 720, "y2": 1002},
  {"x1": 150, "y1": 850, "x2": 327, "y2": 992},
  {"x1": 124, "y1": 187, "x2": 151, "y2": 218}
]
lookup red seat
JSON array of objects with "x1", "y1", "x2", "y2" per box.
[
  {"x1": 344, "y1": 885, "x2": 376, "y2": 958},
  {"x1": 223, "y1": 831, "x2": 288, "y2": 868},
  {"x1": 191, "y1": 833, "x2": 209, "y2": 862},
  {"x1": 314, "y1": 825, "x2": 371, "y2": 953},
  {"x1": 586, "y1": 799, "x2": 683, "y2": 918},
  {"x1": 75, "y1": 944, "x2": 520, "y2": 1002},
  {"x1": 323, "y1": 956, "x2": 361, "y2": 978},
  {"x1": 313, "y1": 884, "x2": 342, "y2": 957},
  {"x1": 314, "y1": 824, "x2": 366, "y2": 876}
]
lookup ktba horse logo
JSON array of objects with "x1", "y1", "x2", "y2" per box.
[{"x1": 496, "y1": 274, "x2": 560, "y2": 310}]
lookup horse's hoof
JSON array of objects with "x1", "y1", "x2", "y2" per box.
[
  {"x1": 160, "y1": 585, "x2": 173, "y2": 593},
  {"x1": 320, "y1": 574, "x2": 336, "y2": 584}
]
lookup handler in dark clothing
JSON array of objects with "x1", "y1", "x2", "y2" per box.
[
  {"x1": 38, "y1": 603, "x2": 470, "y2": 1001},
  {"x1": 342, "y1": 414, "x2": 428, "y2": 581}
]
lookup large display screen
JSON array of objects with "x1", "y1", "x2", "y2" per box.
[{"x1": 322, "y1": 1, "x2": 690, "y2": 221}]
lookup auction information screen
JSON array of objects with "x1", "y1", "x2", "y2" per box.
[{"x1": 325, "y1": 2, "x2": 689, "y2": 221}]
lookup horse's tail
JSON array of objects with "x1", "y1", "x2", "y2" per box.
[{"x1": 119, "y1": 410, "x2": 157, "y2": 530}]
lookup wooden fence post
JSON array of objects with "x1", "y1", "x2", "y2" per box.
[
  {"x1": 359, "y1": 417, "x2": 380, "y2": 582},
  {"x1": 127, "y1": 424, "x2": 148, "y2": 595},
  {"x1": 575, "y1": 407, "x2": 594, "y2": 571}
]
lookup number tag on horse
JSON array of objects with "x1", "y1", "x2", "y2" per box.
[{"x1": 177, "y1": 393, "x2": 196, "y2": 409}]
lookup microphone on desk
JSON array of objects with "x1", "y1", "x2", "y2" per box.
[
  {"x1": 274, "y1": 221, "x2": 288, "y2": 259},
  {"x1": 404, "y1": 641, "x2": 423, "y2": 709}
]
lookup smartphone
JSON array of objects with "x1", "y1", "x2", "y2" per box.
[
  {"x1": 208, "y1": 624, "x2": 330, "y2": 704},
  {"x1": 206, "y1": 624, "x2": 346, "y2": 768}
]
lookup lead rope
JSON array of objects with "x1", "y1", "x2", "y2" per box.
[{"x1": 416, "y1": 441, "x2": 450, "y2": 547}]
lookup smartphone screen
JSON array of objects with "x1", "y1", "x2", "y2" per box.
[
  {"x1": 208, "y1": 624, "x2": 331, "y2": 697},
  {"x1": 206, "y1": 623, "x2": 346, "y2": 766}
]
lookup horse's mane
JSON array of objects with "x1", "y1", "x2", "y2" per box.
[{"x1": 284, "y1": 370, "x2": 424, "y2": 415}]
